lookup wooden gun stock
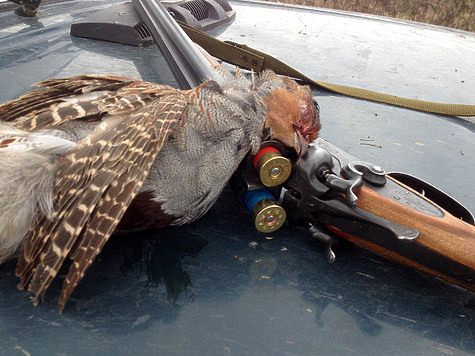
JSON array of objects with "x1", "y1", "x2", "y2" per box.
[{"x1": 333, "y1": 176, "x2": 475, "y2": 292}]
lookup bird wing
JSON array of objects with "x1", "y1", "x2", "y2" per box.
[
  {"x1": 12, "y1": 76, "x2": 187, "y2": 312},
  {"x1": 0, "y1": 74, "x2": 164, "y2": 130}
]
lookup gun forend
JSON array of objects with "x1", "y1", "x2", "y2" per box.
[{"x1": 339, "y1": 176, "x2": 475, "y2": 291}]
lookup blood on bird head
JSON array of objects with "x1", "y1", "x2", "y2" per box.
[
  {"x1": 294, "y1": 97, "x2": 321, "y2": 143},
  {"x1": 262, "y1": 81, "x2": 321, "y2": 149}
]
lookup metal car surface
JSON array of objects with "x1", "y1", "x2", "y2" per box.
[{"x1": 0, "y1": 0, "x2": 474, "y2": 354}]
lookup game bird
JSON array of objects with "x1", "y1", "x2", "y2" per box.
[{"x1": 0, "y1": 68, "x2": 320, "y2": 312}]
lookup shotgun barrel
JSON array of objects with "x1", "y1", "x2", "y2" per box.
[{"x1": 132, "y1": 0, "x2": 218, "y2": 89}]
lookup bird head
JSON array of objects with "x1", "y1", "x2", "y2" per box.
[{"x1": 255, "y1": 71, "x2": 321, "y2": 155}]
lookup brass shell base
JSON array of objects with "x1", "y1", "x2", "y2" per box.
[
  {"x1": 253, "y1": 199, "x2": 286, "y2": 233},
  {"x1": 256, "y1": 151, "x2": 291, "y2": 187}
]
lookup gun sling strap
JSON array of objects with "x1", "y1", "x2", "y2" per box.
[{"x1": 178, "y1": 21, "x2": 475, "y2": 117}]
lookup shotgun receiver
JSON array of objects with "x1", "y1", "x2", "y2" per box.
[{"x1": 235, "y1": 138, "x2": 475, "y2": 291}]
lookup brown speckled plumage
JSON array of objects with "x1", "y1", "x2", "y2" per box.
[{"x1": 0, "y1": 70, "x2": 320, "y2": 312}]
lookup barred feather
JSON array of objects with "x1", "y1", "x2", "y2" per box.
[
  {"x1": 0, "y1": 75, "x2": 134, "y2": 125},
  {"x1": 8, "y1": 76, "x2": 186, "y2": 312},
  {"x1": 0, "y1": 74, "x2": 174, "y2": 132},
  {"x1": 2, "y1": 69, "x2": 321, "y2": 313},
  {"x1": 57, "y1": 98, "x2": 183, "y2": 312}
]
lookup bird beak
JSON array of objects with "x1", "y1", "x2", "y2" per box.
[{"x1": 295, "y1": 131, "x2": 309, "y2": 157}]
